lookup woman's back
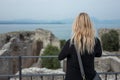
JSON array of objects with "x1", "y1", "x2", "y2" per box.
[
  {"x1": 58, "y1": 12, "x2": 102, "y2": 80},
  {"x1": 58, "y1": 38, "x2": 102, "y2": 80}
]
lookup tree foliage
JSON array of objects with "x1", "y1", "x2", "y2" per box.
[
  {"x1": 101, "y1": 30, "x2": 119, "y2": 51},
  {"x1": 41, "y1": 45, "x2": 60, "y2": 69}
]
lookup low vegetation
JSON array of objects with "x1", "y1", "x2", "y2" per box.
[
  {"x1": 41, "y1": 44, "x2": 60, "y2": 69},
  {"x1": 101, "y1": 30, "x2": 119, "y2": 51}
]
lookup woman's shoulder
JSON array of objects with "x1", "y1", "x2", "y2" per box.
[
  {"x1": 65, "y1": 39, "x2": 73, "y2": 47},
  {"x1": 94, "y1": 37, "x2": 101, "y2": 47},
  {"x1": 65, "y1": 39, "x2": 71, "y2": 43},
  {"x1": 95, "y1": 37, "x2": 101, "y2": 43}
]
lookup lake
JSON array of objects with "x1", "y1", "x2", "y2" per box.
[{"x1": 0, "y1": 24, "x2": 120, "y2": 40}]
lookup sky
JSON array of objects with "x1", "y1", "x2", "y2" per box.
[{"x1": 0, "y1": 0, "x2": 120, "y2": 20}]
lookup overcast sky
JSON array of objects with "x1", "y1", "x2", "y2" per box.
[{"x1": 0, "y1": 0, "x2": 120, "y2": 20}]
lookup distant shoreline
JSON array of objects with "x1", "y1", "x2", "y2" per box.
[
  {"x1": 0, "y1": 23, "x2": 67, "y2": 24},
  {"x1": 0, "y1": 24, "x2": 119, "y2": 40}
]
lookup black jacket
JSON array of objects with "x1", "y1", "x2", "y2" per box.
[{"x1": 58, "y1": 38, "x2": 102, "y2": 80}]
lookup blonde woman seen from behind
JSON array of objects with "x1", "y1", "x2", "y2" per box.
[{"x1": 58, "y1": 12, "x2": 102, "y2": 80}]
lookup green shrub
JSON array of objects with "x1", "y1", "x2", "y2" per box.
[
  {"x1": 101, "y1": 30, "x2": 119, "y2": 51},
  {"x1": 41, "y1": 45, "x2": 60, "y2": 69}
]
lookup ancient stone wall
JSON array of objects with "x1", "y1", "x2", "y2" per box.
[{"x1": 0, "y1": 28, "x2": 60, "y2": 80}]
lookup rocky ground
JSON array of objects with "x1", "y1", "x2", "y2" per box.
[
  {"x1": 0, "y1": 28, "x2": 120, "y2": 80},
  {"x1": 10, "y1": 67, "x2": 65, "y2": 80}
]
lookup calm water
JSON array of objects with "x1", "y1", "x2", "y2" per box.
[{"x1": 0, "y1": 24, "x2": 120, "y2": 40}]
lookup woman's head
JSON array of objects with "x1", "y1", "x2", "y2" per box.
[{"x1": 71, "y1": 12, "x2": 95, "y2": 54}]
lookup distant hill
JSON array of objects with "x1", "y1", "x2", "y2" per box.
[
  {"x1": 0, "y1": 17, "x2": 120, "y2": 24},
  {"x1": 91, "y1": 17, "x2": 120, "y2": 24},
  {"x1": 0, "y1": 20, "x2": 65, "y2": 24}
]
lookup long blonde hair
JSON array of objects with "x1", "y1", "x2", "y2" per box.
[{"x1": 71, "y1": 12, "x2": 95, "y2": 54}]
